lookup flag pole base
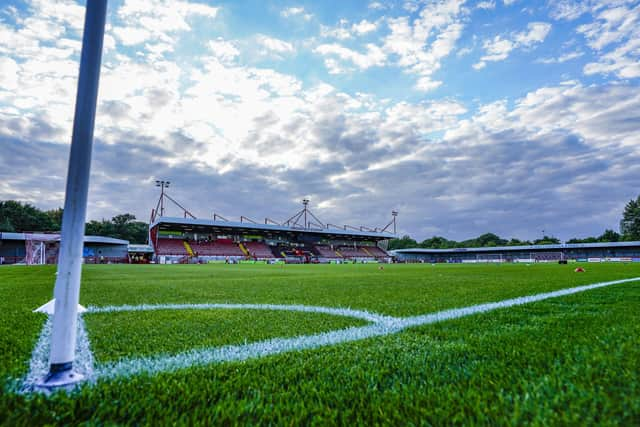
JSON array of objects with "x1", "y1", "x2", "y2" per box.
[{"x1": 35, "y1": 364, "x2": 85, "y2": 392}]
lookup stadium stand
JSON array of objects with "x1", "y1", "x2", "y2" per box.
[
  {"x1": 362, "y1": 246, "x2": 388, "y2": 258},
  {"x1": 243, "y1": 241, "x2": 275, "y2": 259},
  {"x1": 153, "y1": 238, "x2": 189, "y2": 256},
  {"x1": 533, "y1": 252, "x2": 563, "y2": 262},
  {"x1": 314, "y1": 245, "x2": 342, "y2": 258},
  {"x1": 147, "y1": 196, "x2": 396, "y2": 263},
  {"x1": 337, "y1": 245, "x2": 371, "y2": 258},
  {"x1": 189, "y1": 239, "x2": 244, "y2": 257}
]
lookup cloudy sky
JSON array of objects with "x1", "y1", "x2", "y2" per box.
[{"x1": 1, "y1": 0, "x2": 639, "y2": 242}]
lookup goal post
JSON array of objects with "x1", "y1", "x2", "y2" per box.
[
  {"x1": 532, "y1": 252, "x2": 565, "y2": 263},
  {"x1": 476, "y1": 253, "x2": 504, "y2": 263}
]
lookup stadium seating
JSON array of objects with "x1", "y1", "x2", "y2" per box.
[
  {"x1": 534, "y1": 252, "x2": 563, "y2": 262},
  {"x1": 314, "y1": 245, "x2": 342, "y2": 258},
  {"x1": 337, "y1": 246, "x2": 372, "y2": 258},
  {"x1": 156, "y1": 238, "x2": 189, "y2": 255},
  {"x1": 189, "y1": 240, "x2": 245, "y2": 256},
  {"x1": 243, "y1": 242, "x2": 275, "y2": 258},
  {"x1": 362, "y1": 246, "x2": 389, "y2": 258}
]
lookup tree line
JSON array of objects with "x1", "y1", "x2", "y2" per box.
[
  {"x1": 388, "y1": 195, "x2": 640, "y2": 250},
  {"x1": 0, "y1": 200, "x2": 148, "y2": 244}
]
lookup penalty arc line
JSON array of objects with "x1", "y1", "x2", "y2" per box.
[{"x1": 20, "y1": 276, "x2": 640, "y2": 390}]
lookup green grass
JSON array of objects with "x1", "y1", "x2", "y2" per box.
[
  {"x1": 1, "y1": 263, "x2": 639, "y2": 425},
  {"x1": 86, "y1": 309, "x2": 366, "y2": 363}
]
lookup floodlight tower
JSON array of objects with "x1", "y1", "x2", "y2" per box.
[
  {"x1": 380, "y1": 210, "x2": 399, "y2": 234},
  {"x1": 37, "y1": 0, "x2": 108, "y2": 390},
  {"x1": 155, "y1": 180, "x2": 170, "y2": 216},
  {"x1": 302, "y1": 199, "x2": 309, "y2": 229},
  {"x1": 391, "y1": 210, "x2": 398, "y2": 234}
]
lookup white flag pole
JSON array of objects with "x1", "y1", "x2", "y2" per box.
[{"x1": 38, "y1": 0, "x2": 108, "y2": 390}]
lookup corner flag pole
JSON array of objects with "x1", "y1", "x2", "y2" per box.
[{"x1": 39, "y1": 0, "x2": 108, "y2": 389}]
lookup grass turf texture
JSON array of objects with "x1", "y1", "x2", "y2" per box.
[{"x1": 0, "y1": 263, "x2": 638, "y2": 425}]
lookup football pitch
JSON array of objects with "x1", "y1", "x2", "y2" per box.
[{"x1": 1, "y1": 263, "x2": 639, "y2": 425}]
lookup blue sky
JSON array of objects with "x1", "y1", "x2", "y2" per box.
[{"x1": 0, "y1": 0, "x2": 639, "y2": 242}]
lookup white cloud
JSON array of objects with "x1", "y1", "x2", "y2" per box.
[
  {"x1": 256, "y1": 35, "x2": 295, "y2": 57},
  {"x1": 280, "y1": 6, "x2": 313, "y2": 21},
  {"x1": 548, "y1": 1, "x2": 592, "y2": 21},
  {"x1": 315, "y1": 1, "x2": 466, "y2": 87},
  {"x1": 113, "y1": 26, "x2": 152, "y2": 46},
  {"x1": 476, "y1": 1, "x2": 496, "y2": 10},
  {"x1": 414, "y1": 76, "x2": 443, "y2": 92},
  {"x1": 382, "y1": 0, "x2": 468, "y2": 88},
  {"x1": 320, "y1": 24, "x2": 352, "y2": 40},
  {"x1": 352, "y1": 19, "x2": 379, "y2": 35},
  {"x1": 578, "y1": 4, "x2": 638, "y2": 50},
  {"x1": 208, "y1": 39, "x2": 240, "y2": 63},
  {"x1": 321, "y1": 19, "x2": 379, "y2": 40},
  {"x1": 0, "y1": 57, "x2": 19, "y2": 91},
  {"x1": 536, "y1": 50, "x2": 583, "y2": 64},
  {"x1": 514, "y1": 22, "x2": 552, "y2": 45},
  {"x1": 368, "y1": 2, "x2": 387, "y2": 10},
  {"x1": 457, "y1": 46, "x2": 473, "y2": 57},
  {"x1": 576, "y1": 2, "x2": 640, "y2": 79},
  {"x1": 474, "y1": 22, "x2": 551, "y2": 69},
  {"x1": 315, "y1": 43, "x2": 386, "y2": 73},
  {"x1": 583, "y1": 38, "x2": 640, "y2": 78},
  {"x1": 112, "y1": 0, "x2": 218, "y2": 47}
]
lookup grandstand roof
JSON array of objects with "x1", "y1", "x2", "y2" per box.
[
  {"x1": 150, "y1": 216, "x2": 394, "y2": 241},
  {"x1": 0, "y1": 232, "x2": 129, "y2": 245},
  {"x1": 391, "y1": 241, "x2": 640, "y2": 254}
]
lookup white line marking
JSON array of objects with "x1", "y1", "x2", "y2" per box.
[
  {"x1": 93, "y1": 277, "x2": 640, "y2": 381},
  {"x1": 18, "y1": 276, "x2": 640, "y2": 390},
  {"x1": 19, "y1": 316, "x2": 94, "y2": 393},
  {"x1": 87, "y1": 303, "x2": 397, "y2": 325},
  {"x1": 400, "y1": 277, "x2": 640, "y2": 328},
  {"x1": 21, "y1": 316, "x2": 53, "y2": 391}
]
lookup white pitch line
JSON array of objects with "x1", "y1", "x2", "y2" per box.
[
  {"x1": 19, "y1": 316, "x2": 95, "y2": 393},
  {"x1": 92, "y1": 276, "x2": 640, "y2": 381},
  {"x1": 400, "y1": 276, "x2": 640, "y2": 328},
  {"x1": 87, "y1": 302, "x2": 397, "y2": 325},
  {"x1": 20, "y1": 316, "x2": 53, "y2": 392}
]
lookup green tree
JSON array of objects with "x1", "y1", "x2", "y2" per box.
[
  {"x1": 566, "y1": 237, "x2": 598, "y2": 244},
  {"x1": 387, "y1": 235, "x2": 418, "y2": 250},
  {"x1": 598, "y1": 229, "x2": 620, "y2": 242},
  {"x1": 506, "y1": 238, "x2": 532, "y2": 246},
  {"x1": 0, "y1": 216, "x2": 15, "y2": 232},
  {"x1": 534, "y1": 235, "x2": 561, "y2": 245},
  {"x1": 86, "y1": 214, "x2": 148, "y2": 244},
  {"x1": 474, "y1": 233, "x2": 507, "y2": 247},
  {"x1": 420, "y1": 236, "x2": 457, "y2": 249},
  {"x1": 621, "y1": 196, "x2": 640, "y2": 240},
  {"x1": 0, "y1": 200, "x2": 57, "y2": 232},
  {"x1": 45, "y1": 208, "x2": 64, "y2": 230}
]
